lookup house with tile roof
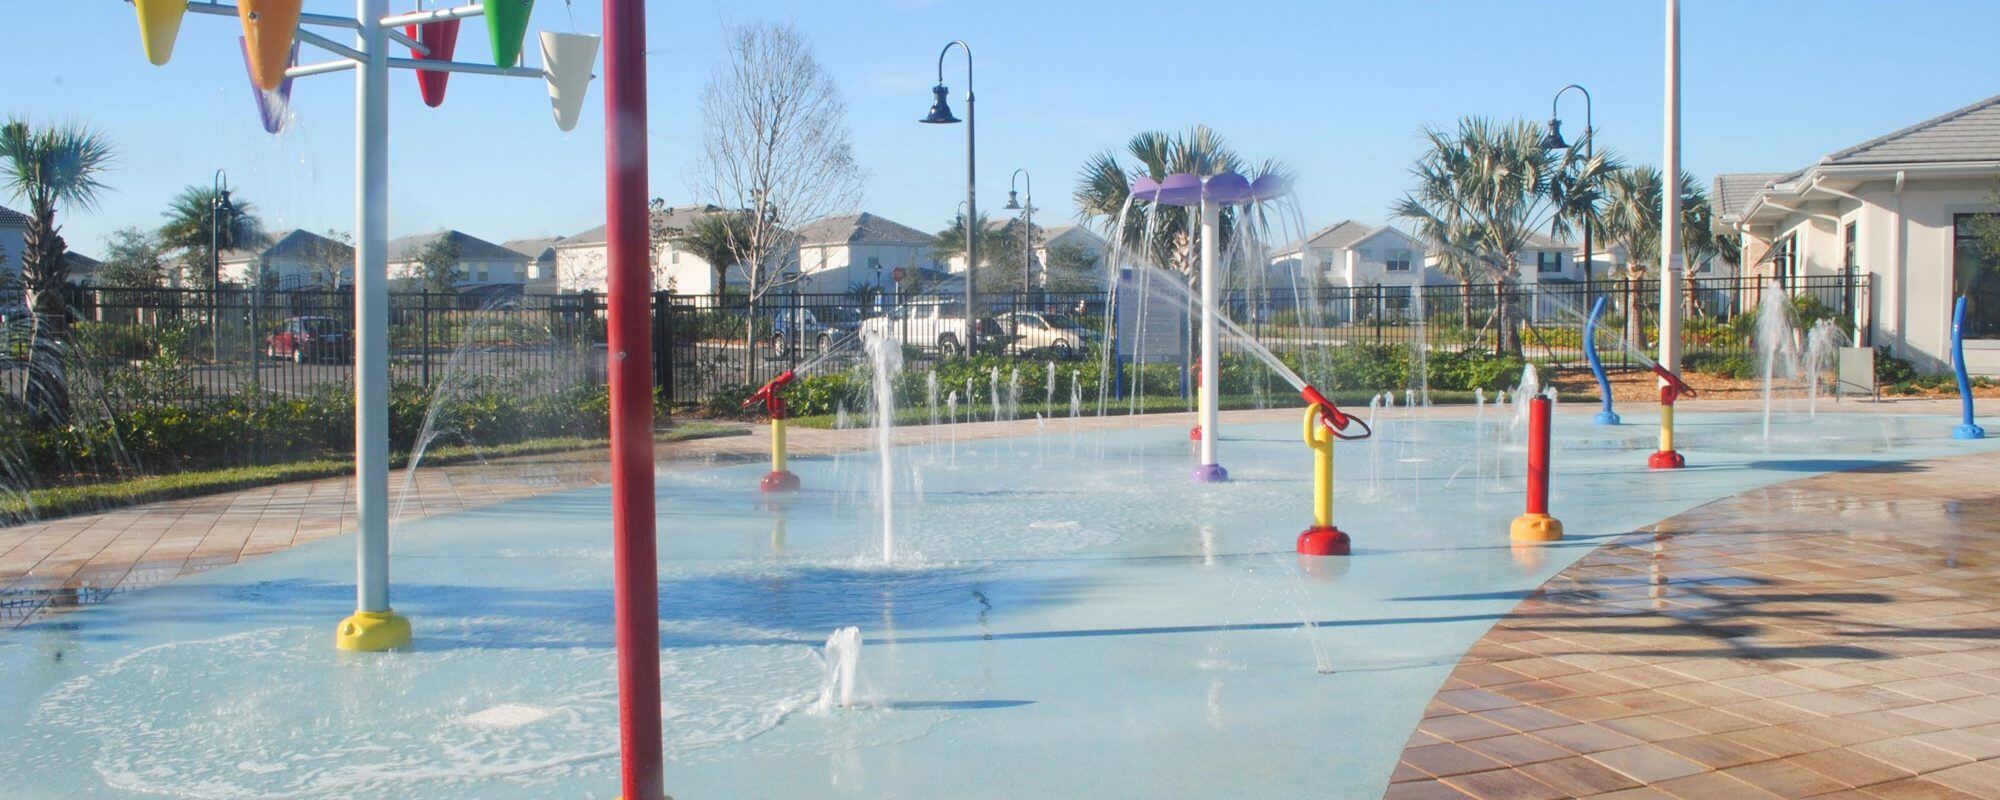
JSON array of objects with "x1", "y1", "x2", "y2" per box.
[
  {"x1": 1724, "y1": 92, "x2": 2000, "y2": 372},
  {"x1": 1270, "y1": 220, "x2": 1434, "y2": 289},
  {"x1": 387, "y1": 230, "x2": 530, "y2": 299},
  {"x1": 795, "y1": 212, "x2": 939, "y2": 296},
  {"x1": 956, "y1": 218, "x2": 1109, "y2": 291},
  {"x1": 551, "y1": 204, "x2": 786, "y2": 295},
  {"x1": 218, "y1": 229, "x2": 356, "y2": 290},
  {"x1": 502, "y1": 235, "x2": 564, "y2": 295}
]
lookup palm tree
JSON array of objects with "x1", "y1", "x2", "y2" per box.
[
  {"x1": 1393, "y1": 117, "x2": 1615, "y2": 354},
  {"x1": 158, "y1": 184, "x2": 263, "y2": 288},
  {"x1": 1, "y1": 117, "x2": 115, "y2": 423},
  {"x1": 1595, "y1": 165, "x2": 1719, "y2": 350},
  {"x1": 668, "y1": 211, "x2": 750, "y2": 292},
  {"x1": 931, "y1": 212, "x2": 1018, "y2": 291}
]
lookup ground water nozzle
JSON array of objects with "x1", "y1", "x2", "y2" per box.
[
  {"x1": 746, "y1": 370, "x2": 801, "y2": 492},
  {"x1": 1299, "y1": 385, "x2": 1371, "y2": 441},
  {"x1": 745, "y1": 369, "x2": 798, "y2": 419}
]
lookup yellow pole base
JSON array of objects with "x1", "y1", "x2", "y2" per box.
[
  {"x1": 335, "y1": 609, "x2": 412, "y2": 652},
  {"x1": 1509, "y1": 513, "x2": 1564, "y2": 543}
]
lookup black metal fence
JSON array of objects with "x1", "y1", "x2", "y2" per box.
[{"x1": 7, "y1": 275, "x2": 1866, "y2": 414}]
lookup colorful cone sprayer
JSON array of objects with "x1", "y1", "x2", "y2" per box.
[
  {"x1": 1648, "y1": 363, "x2": 1697, "y2": 469},
  {"x1": 1296, "y1": 385, "x2": 1371, "y2": 556},
  {"x1": 746, "y1": 370, "x2": 802, "y2": 492}
]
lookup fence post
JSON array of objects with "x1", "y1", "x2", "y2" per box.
[{"x1": 418, "y1": 293, "x2": 431, "y2": 386}]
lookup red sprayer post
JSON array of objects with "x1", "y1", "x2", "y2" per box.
[
  {"x1": 746, "y1": 370, "x2": 801, "y2": 492},
  {"x1": 603, "y1": 0, "x2": 664, "y2": 797},
  {"x1": 1647, "y1": 363, "x2": 1695, "y2": 470},
  {"x1": 1189, "y1": 355, "x2": 1203, "y2": 442},
  {"x1": 1510, "y1": 395, "x2": 1563, "y2": 543}
]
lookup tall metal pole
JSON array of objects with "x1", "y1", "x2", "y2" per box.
[
  {"x1": 604, "y1": 0, "x2": 665, "y2": 794},
  {"x1": 963, "y1": 60, "x2": 977, "y2": 352},
  {"x1": 1194, "y1": 197, "x2": 1226, "y2": 481},
  {"x1": 1659, "y1": 0, "x2": 1682, "y2": 378},
  {"x1": 333, "y1": 0, "x2": 409, "y2": 652}
]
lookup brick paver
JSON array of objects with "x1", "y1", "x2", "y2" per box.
[{"x1": 1389, "y1": 444, "x2": 2000, "y2": 799}]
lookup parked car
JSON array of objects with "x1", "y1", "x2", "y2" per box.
[
  {"x1": 771, "y1": 307, "x2": 860, "y2": 356},
  {"x1": 993, "y1": 311, "x2": 1097, "y2": 357},
  {"x1": 855, "y1": 300, "x2": 999, "y2": 356},
  {"x1": 265, "y1": 316, "x2": 351, "y2": 363}
]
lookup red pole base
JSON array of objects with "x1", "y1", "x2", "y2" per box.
[
  {"x1": 1647, "y1": 450, "x2": 1686, "y2": 470},
  {"x1": 759, "y1": 470, "x2": 801, "y2": 492},
  {"x1": 1189, "y1": 425, "x2": 1202, "y2": 441},
  {"x1": 1297, "y1": 525, "x2": 1351, "y2": 556}
]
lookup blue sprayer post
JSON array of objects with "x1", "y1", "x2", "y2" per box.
[
  {"x1": 1953, "y1": 296, "x2": 1985, "y2": 440},
  {"x1": 1585, "y1": 295, "x2": 1620, "y2": 425}
]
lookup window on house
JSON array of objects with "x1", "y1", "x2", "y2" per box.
[
  {"x1": 1954, "y1": 213, "x2": 2000, "y2": 338},
  {"x1": 1315, "y1": 248, "x2": 1334, "y2": 272},
  {"x1": 1537, "y1": 252, "x2": 1562, "y2": 274},
  {"x1": 671, "y1": 245, "x2": 680, "y2": 264},
  {"x1": 1359, "y1": 248, "x2": 1374, "y2": 262},
  {"x1": 474, "y1": 264, "x2": 489, "y2": 282},
  {"x1": 1843, "y1": 222, "x2": 1857, "y2": 276},
  {"x1": 1774, "y1": 233, "x2": 1797, "y2": 289},
  {"x1": 1385, "y1": 249, "x2": 1411, "y2": 272}
]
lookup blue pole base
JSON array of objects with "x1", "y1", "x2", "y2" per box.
[
  {"x1": 1954, "y1": 424, "x2": 1986, "y2": 440},
  {"x1": 1191, "y1": 463, "x2": 1229, "y2": 483},
  {"x1": 1593, "y1": 411, "x2": 1621, "y2": 426}
]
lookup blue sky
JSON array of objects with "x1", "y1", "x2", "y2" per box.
[{"x1": 7, "y1": 1, "x2": 2000, "y2": 256}]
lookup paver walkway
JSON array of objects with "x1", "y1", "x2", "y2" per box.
[{"x1": 1387, "y1": 446, "x2": 2000, "y2": 800}]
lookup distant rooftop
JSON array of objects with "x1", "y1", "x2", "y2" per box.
[
  {"x1": 386, "y1": 230, "x2": 520, "y2": 263},
  {"x1": 796, "y1": 212, "x2": 934, "y2": 247}
]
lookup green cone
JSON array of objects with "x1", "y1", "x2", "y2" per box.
[{"x1": 482, "y1": 0, "x2": 535, "y2": 67}]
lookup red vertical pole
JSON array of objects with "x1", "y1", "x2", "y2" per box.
[
  {"x1": 1525, "y1": 396, "x2": 1551, "y2": 516},
  {"x1": 603, "y1": 0, "x2": 664, "y2": 797}
]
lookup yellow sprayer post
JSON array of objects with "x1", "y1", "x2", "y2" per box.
[
  {"x1": 1296, "y1": 404, "x2": 1350, "y2": 556},
  {"x1": 1306, "y1": 406, "x2": 1333, "y2": 528},
  {"x1": 771, "y1": 416, "x2": 788, "y2": 473}
]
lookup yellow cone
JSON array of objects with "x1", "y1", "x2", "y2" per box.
[
  {"x1": 239, "y1": 0, "x2": 304, "y2": 91},
  {"x1": 134, "y1": 0, "x2": 190, "y2": 66}
]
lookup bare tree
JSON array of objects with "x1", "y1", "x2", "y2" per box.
[
  {"x1": 300, "y1": 229, "x2": 354, "y2": 290},
  {"x1": 689, "y1": 20, "x2": 864, "y2": 382}
]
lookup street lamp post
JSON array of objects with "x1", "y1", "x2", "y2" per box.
[
  {"x1": 921, "y1": 41, "x2": 976, "y2": 352},
  {"x1": 209, "y1": 169, "x2": 234, "y2": 362},
  {"x1": 1541, "y1": 84, "x2": 1594, "y2": 286},
  {"x1": 1004, "y1": 168, "x2": 1033, "y2": 292}
]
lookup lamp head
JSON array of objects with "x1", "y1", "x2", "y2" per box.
[
  {"x1": 1539, "y1": 118, "x2": 1569, "y2": 151},
  {"x1": 1003, "y1": 189, "x2": 1021, "y2": 211},
  {"x1": 920, "y1": 84, "x2": 960, "y2": 124}
]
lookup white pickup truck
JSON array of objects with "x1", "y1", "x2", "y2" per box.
[{"x1": 856, "y1": 301, "x2": 992, "y2": 356}]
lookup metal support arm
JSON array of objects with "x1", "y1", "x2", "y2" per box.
[{"x1": 380, "y1": 4, "x2": 488, "y2": 29}]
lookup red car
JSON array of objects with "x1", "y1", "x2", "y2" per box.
[{"x1": 266, "y1": 316, "x2": 352, "y2": 363}]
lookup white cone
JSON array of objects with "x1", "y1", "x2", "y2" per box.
[{"x1": 540, "y1": 31, "x2": 599, "y2": 133}]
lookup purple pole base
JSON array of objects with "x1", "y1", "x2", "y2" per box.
[{"x1": 1191, "y1": 463, "x2": 1229, "y2": 483}]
